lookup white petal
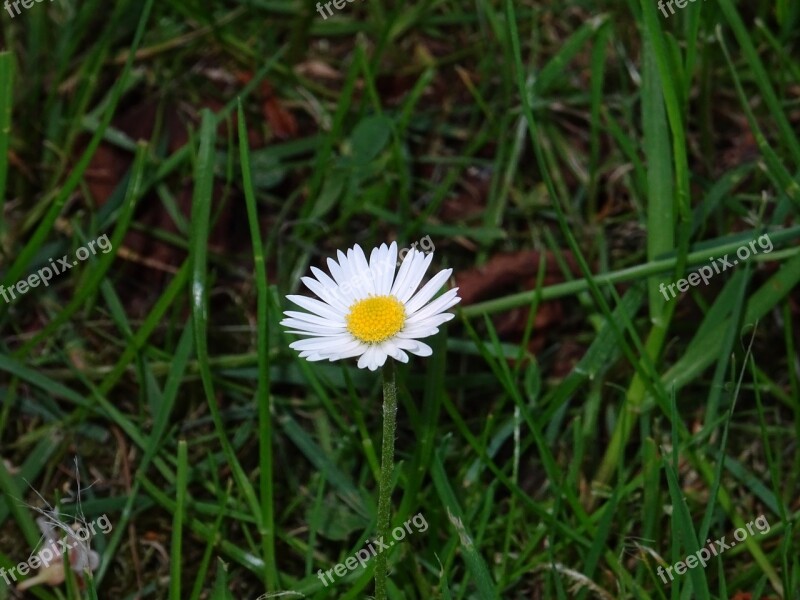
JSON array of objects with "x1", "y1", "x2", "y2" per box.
[
  {"x1": 406, "y1": 289, "x2": 461, "y2": 324},
  {"x1": 394, "y1": 251, "x2": 434, "y2": 303},
  {"x1": 391, "y1": 348, "x2": 409, "y2": 363},
  {"x1": 369, "y1": 244, "x2": 391, "y2": 295},
  {"x1": 309, "y1": 266, "x2": 356, "y2": 308},
  {"x1": 290, "y1": 335, "x2": 359, "y2": 351},
  {"x1": 373, "y1": 347, "x2": 388, "y2": 369},
  {"x1": 373, "y1": 243, "x2": 398, "y2": 296},
  {"x1": 283, "y1": 310, "x2": 342, "y2": 328},
  {"x1": 396, "y1": 324, "x2": 440, "y2": 339},
  {"x1": 327, "y1": 255, "x2": 347, "y2": 287},
  {"x1": 310, "y1": 266, "x2": 340, "y2": 293},
  {"x1": 366, "y1": 346, "x2": 383, "y2": 371},
  {"x1": 398, "y1": 314, "x2": 454, "y2": 337},
  {"x1": 369, "y1": 246, "x2": 382, "y2": 286},
  {"x1": 339, "y1": 249, "x2": 365, "y2": 298},
  {"x1": 384, "y1": 243, "x2": 398, "y2": 293},
  {"x1": 410, "y1": 311, "x2": 456, "y2": 328},
  {"x1": 357, "y1": 346, "x2": 376, "y2": 370},
  {"x1": 337, "y1": 249, "x2": 350, "y2": 272},
  {"x1": 338, "y1": 249, "x2": 355, "y2": 290},
  {"x1": 360, "y1": 345, "x2": 385, "y2": 371},
  {"x1": 280, "y1": 324, "x2": 345, "y2": 336},
  {"x1": 391, "y1": 338, "x2": 422, "y2": 352},
  {"x1": 380, "y1": 340, "x2": 409, "y2": 364},
  {"x1": 280, "y1": 317, "x2": 346, "y2": 334},
  {"x1": 407, "y1": 340, "x2": 433, "y2": 357},
  {"x1": 301, "y1": 276, "x2": 350, "y2": 314},
  {"x1": 281, "y1": 318, "x2": 347, "y2": 335},
  {"x1": 351, "y1": 245, "x2": 375, "y2": 295},
  {"x1": 286, "y1": 295, "x2": 345, "y2": 323},
  {"x1": 330, "y1": 248, "x2": 368, "y2": 302},
  {"x1": 388, "y1": 248, "x2": 418, "y2": 299},
  {"x1": 336, "y1": 343, "x2": 370, "y2": 359},
  {"x1": 388, "y1": 338, "x2": 432, "y2": 356},
  {"x1": 403, "y1": 269, "x2": 453, "y2": 315},
  {"x1": 284, "y1": 329, "x2": 347, "y2": 336}
]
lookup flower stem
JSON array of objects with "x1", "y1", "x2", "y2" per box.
[{"x1": 374, "y1": 360, "x2": 397, "y2": 600}]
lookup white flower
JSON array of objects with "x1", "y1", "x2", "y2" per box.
[{"x1": 280, "y1": 242, "x2": 460, "y2": 371}]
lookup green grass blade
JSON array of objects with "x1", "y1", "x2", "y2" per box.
[
  {"x1": 190, "y1": 108, "x2": 263, "y2": 531},
  {"x1": 431, "y1": 451, "x2": 498, "y2": 599},
  {"x1": 170, "y1": 440, "x2": 189, "y2": 600},
  {"x1": 238, "y1": 99, "x2": 279, "y2": 590},
  {"x1": 0, "y1": 51, "x2": 13, "y2": 231}
]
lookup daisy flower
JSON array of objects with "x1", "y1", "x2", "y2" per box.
[{"x1": 280, "y1": 241, "x2": 460, "y2": 371}]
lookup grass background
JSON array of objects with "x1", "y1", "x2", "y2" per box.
[{"x1": 1, "y1": 0, "x2": 799, "y2": 598}]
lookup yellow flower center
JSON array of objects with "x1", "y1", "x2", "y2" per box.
[{"x1": 346, "y1": 295, "x2": 406, "y2": 343}]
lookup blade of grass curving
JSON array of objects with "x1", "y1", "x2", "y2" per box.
[
  {"x1": 698, "y1": 327, "x2": 755, "y2": 542},
  {"x1": 641, "y1": 35, "x2": 674, "y2": 320},
  {"x1": 238, "y1": 99, "x2": 279, "y2": 590},
  {"x1": 85, "y1": 571, "x2": 99, "y2": 600},
  {"x1": 170, "y1": 440, "x2": 188, "y2": 600},
  {"x1": 641, "y1": 438, "x2": 662, "y2": 590},
  {"x1": 662, "y1": 458, "x2": 711, "y2": 599},
  {"x1": 189, "y1": 482, "x2": 232, "y2": 600},
  {"x1": 698, "y1": 269, "x2": 752, "y2": 442},
  {"x1": 755, "y1": 19, "x2": 800, "y2": 83},
  {"x1": 0, "y1": 353, "x2": 91, "y2": 408},
  {"x1": 588, "y1": 22, "x2": 611, "y2": 211},
  {"x1": 431, "y1": 450, "x2": 497, "y2": 599},
  {"x1": 535, "y1": 15, "x2": 608, "y2": 96},
  {"x1": 190, "y1": 109, "x2": 263, "y2": 529},
  {"x1": 682, "y1": 0, "x2": 703, "y2": 82},
  {"x1": 211, "y1": 558, "x2": 235, "y2": 600},
  {"x1": 638, "y1": 0, "x2": 692, "y2": 266},
  {"x1": 582, "y1": 483, "x2": 620, "y2": 582}
]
